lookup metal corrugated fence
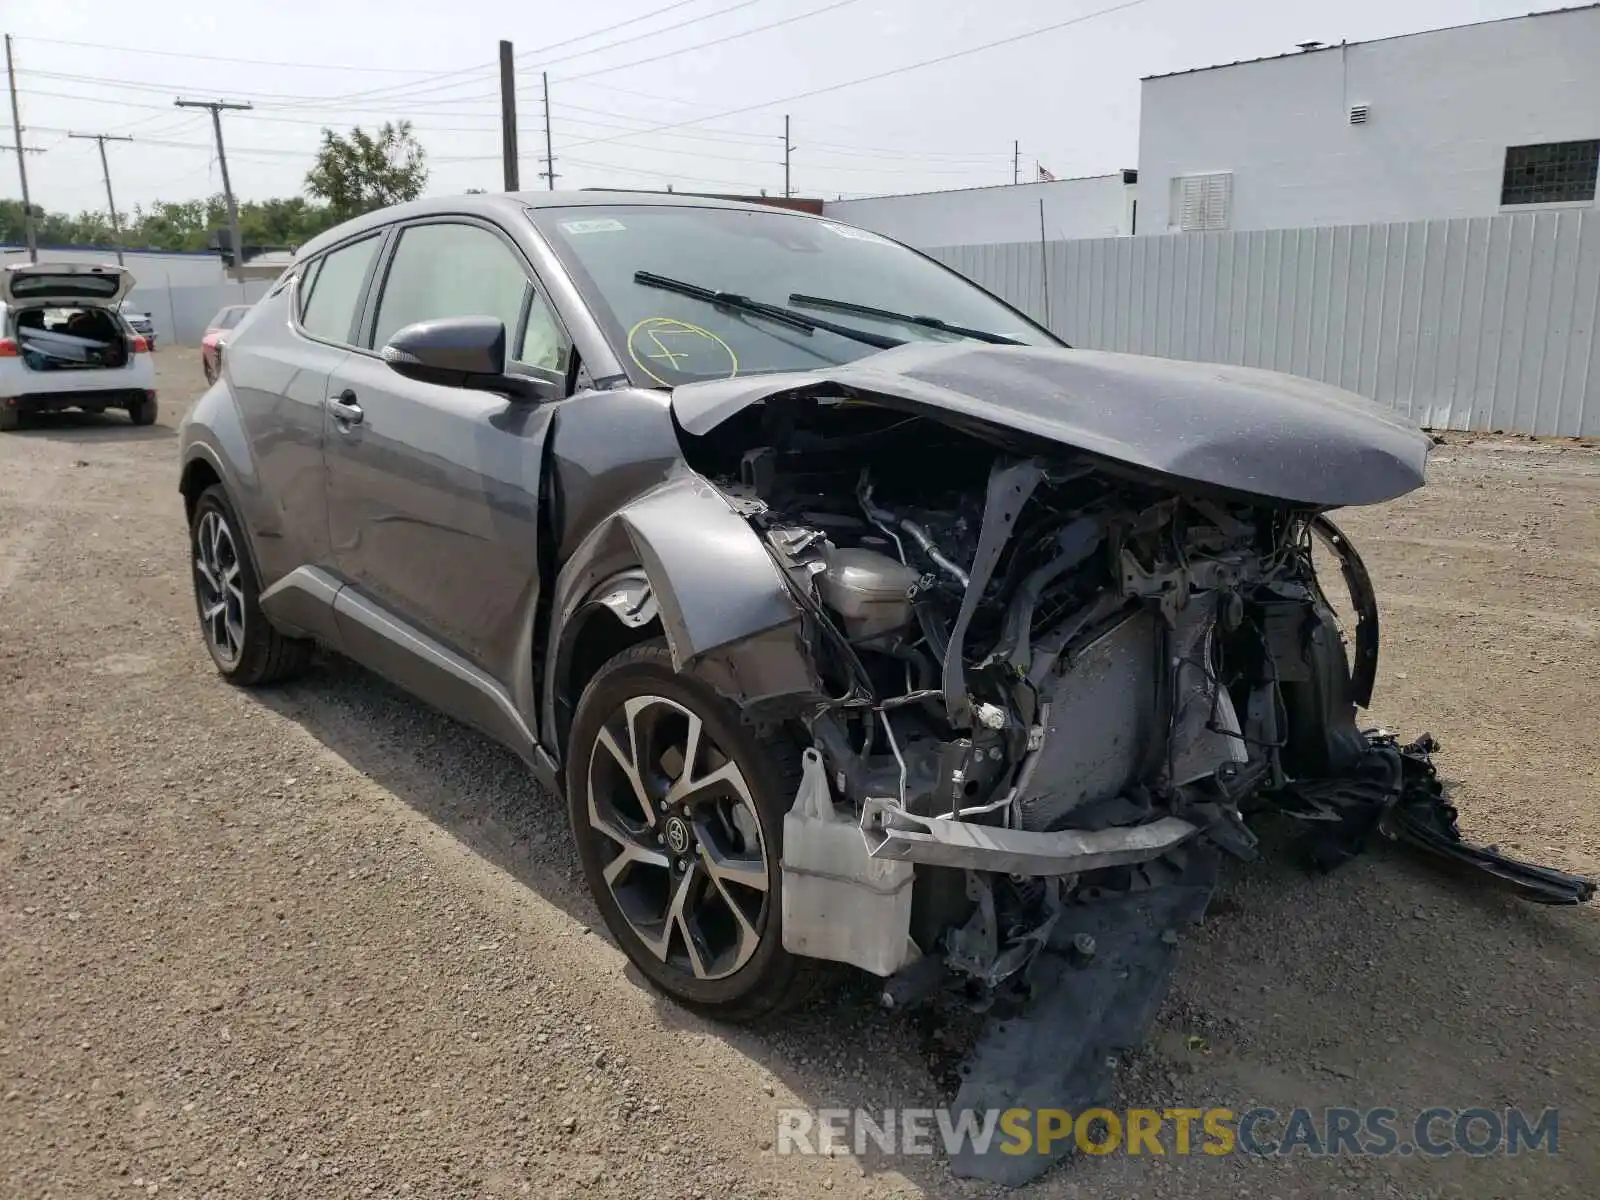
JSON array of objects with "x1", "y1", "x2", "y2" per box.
[{"x1": 929, "y1": 210, "x2": 1600, "y2": 437}]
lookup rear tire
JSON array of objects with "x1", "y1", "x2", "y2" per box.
[
  {"x1": 189, "y1": 484, "x2": 312, "y2": 685},
  {"x1": 203, "y1": 359, "x2": 217, "y2": 386},
  {"x1": 128, "y1": 395, "x2": 157, "y2": 426},
  {"x1": 0, "y1": 407, "x2": 18, "y2": 433},
  {"x1": 566, "y1": 640, "x2": 822, "y2": 1023}
]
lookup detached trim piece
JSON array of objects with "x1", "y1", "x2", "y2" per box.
[
  {"x1": 861, "y1": 804, "x2": 1198, "y2": 876},
  {"x1": 1309, "y1": 516, "x2": 1379, "y2": 708}
]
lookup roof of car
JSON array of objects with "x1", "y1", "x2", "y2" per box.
[{"x1": 294, "y1": 190, "x2": 797, "y2": 261}]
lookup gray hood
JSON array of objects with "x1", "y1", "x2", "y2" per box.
[{"x1": 669, "y1": 343, "x2": 1431, "y2": 507}]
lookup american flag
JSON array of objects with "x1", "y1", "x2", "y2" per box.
[{"x1": 1037, "y1": 165, "x2": 1056, "y2": 182}]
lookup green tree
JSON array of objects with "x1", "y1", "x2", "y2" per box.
[
  {"x1": 124, "y1": 197, "x2": 227, "y2": 250},
  {"x1": 238, "y1": 196, "x2": 341, "y2": 248},
  {"x1": 304, "y1": 121, "x2": 427, "y2": 221},
  {"x1": 5, "y1": 192, "x2": 343, "y2": 254}
]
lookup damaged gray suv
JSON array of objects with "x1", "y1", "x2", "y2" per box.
[{"x1": 179, "y1": 192, "x2": 1592, "y2": 1184}]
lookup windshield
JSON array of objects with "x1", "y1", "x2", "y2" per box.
[{"x1": 529, "y1": 203, "x2": 1058, "y2": 386}]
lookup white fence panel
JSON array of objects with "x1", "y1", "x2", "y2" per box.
[
  {"x1": 126, "y1": 280, "x2": 274, "y2": 346},
  {"x1": 929, "y1": 210, "x2": 1600, "y2": 437}
]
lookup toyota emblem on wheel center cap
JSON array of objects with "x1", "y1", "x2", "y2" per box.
[{"x1": 663, "y1": 816, "x2": 692, "y2": 856}]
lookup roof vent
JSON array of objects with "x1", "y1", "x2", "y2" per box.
[
  {"x1": 1296, "y1": 40, "x2": 1324, "y2": 52},
  {"x1": 1350, "y1": 104, "x2": 1370, "y2": 125}
]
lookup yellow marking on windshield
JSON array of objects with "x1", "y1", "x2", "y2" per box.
[{"x1": 626, "y1": 316, "x2": 739, "y2": 386}]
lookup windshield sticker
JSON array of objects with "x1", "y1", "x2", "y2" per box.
[
  {"x1": 559, "y1": 218, "x2": 627, "y2": 235},
  {"x1": 822, "y1": 223, "x2": 889, "y2": 244},
  {"x1": 626, "y1": 317, "x2": 739, "y2": 386}
]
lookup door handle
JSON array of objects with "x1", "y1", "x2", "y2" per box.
[{"x1": 326, "y1": 392, "x2": 364, "y2": 427}]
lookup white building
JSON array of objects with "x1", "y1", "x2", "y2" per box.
[
  {"x1": 821, "y1": 173, "x2": 1137, "y2": 250},
  {"x1": 1137, "y1": 4, "x2": 1600, "y2": 234}
]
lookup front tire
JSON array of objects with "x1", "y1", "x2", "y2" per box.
[
  {"x1": 566, "y1": 641, "x2": 818, "y2": 1022},
  {"x1": 189, "y1": 484, "x2": 312, "y2": 685},
  {"x1": 0, "y1": 406, "x2": 18, "y2": 432}
]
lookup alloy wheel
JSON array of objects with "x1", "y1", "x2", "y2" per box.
[
  {"x1": 585, "y1": 694, "x2": 771, "y2": 981},
  {"x1": 194, "y1": 509, "x2": 245, "y2": 669}
]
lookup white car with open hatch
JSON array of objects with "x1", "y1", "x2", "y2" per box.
[{"x1": 1, "y1": 261, "x2": 158, "y2": 431}]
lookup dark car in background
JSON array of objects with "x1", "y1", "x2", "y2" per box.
[
  {"x1": 175, "y1": 190, "x2": 1461, "y2": 1182},
  {"x1": 200, "y1": 304, "x2": 252, "y2": 384}
]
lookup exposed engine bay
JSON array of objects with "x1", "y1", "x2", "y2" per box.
[{"x1": 683, "y1": 391, "x2": 1594, "y2": 1184}]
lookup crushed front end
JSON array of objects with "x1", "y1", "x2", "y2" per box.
[{"x1": 674, "y1": 360, "x2": 1593, "y2": 1186}]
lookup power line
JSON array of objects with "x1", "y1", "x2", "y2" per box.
[
  {"x1": 551, "y1": 0, "x2": 865, "y2": 84},
  {"x1": 545, "y1": 104, "x2": 1013, "y2": 161},
  {"x1": 561, "y1": 155, "x2": 763, "y2": 190},
  {"x1": 11, "y1": 35, "x2": 484, "y2": 75},
  {"x1": 558, "y1": 0, "x2": 1154, "y2": 153},
  {"x1": 256, "y1": 0, "x2": 764, "y2": 111},
  {"x1": 18, "y1": 67, "x2": 501, "y2": 111},
  {"x1": 16, "y1": 88, "x2": 502, "y2": 134},
  {"x1": 560, "y1": 74, "x2": 1024, "y2": 150},
  {"x1": 521, "y1": 0, "x2": 769, "y2": 72}
]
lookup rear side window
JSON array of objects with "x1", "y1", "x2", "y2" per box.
[
  {"x1": 299, "y1": 235, "x2": 380, "y2": 344},
  {"x1": 370, "y1": 222, "x2": 545, "y2": 361}
]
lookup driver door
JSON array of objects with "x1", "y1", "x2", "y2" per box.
[{"x1": 322, "y1": 217, "x2": 572, "y2": 685}]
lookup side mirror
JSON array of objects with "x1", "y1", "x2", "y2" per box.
[{"x1": 382, "y1": 316, "x2": 536, "y2": 397}]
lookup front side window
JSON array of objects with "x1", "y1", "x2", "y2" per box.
[
  {"x1": 1501, "y1": 139, "x2": 1599, "y2": 206},
  {"x1": 299, "y1": 234, "x2": 380, "y2": 344},
  {"x1": 528, "y1": 204, "x2": 1057, "y2": 387},
  {"x1": 370, "y1": 221, "x2": 565, "y2": 373}
]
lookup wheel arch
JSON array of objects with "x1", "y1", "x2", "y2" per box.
[
  {"x1": 540, "y1": 475, "x2": 826, "y2": 766},
  {"x1": 179, "y1": 453, "x2": 223, "y2": 522}
]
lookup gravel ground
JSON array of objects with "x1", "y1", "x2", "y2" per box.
[{"x1": 2, "y1": 348, "x2": 1596, "y2": 1199}]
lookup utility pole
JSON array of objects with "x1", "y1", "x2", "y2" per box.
[
  {"x1": 782, "y1": 114, "x2": 796, "y2": 199},
  {"x1": 498, "y1": 40, "x2": 519, "y2": 191},
  {"x1": 1013, "y1": 140, "x2": 1020, "y2": 186},
  {"x1": 68, "y1": 132, "x2": 134, "y2": 266},
  {"x1": 5, "y1": 34, "x2": 39, "y2": 262},
  {"x1": 540, "y1": 72, "x2": 557, "y2": 189},
  {"x1": 175, "y1": 97, "x2": 252, "y2": 271}
]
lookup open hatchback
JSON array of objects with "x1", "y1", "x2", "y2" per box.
[{"x1": 1, "y1": 261, "x2": 158, "y2": 430}]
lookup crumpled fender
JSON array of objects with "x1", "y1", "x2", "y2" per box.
[
  {"x1": 616, "y1": 477, "x2": 798, "y2": 665},
  {"x1": 541, "y1": 472, "x2": 822, "y2": 758}
]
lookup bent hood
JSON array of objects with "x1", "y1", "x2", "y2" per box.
[{"x1": 669, "y1": 343, "x2": 1431, "y2": 507}]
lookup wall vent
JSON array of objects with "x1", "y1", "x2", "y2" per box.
[
  {"x1": 1350, "y1": 104, "x2": 1370, "y2": 125},
  {"x1": 1174, "y1": 172, "x2": 1233, "y2": 232}
]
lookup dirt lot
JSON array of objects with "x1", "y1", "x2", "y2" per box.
[{"x1": 2, "y1": 347, "x2": 1597, "y2": 1199}]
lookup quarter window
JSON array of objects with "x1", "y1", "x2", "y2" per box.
[
  {"x1": 299, "y1": 235, "x2": 380, "y2": 344},
  {"x1": 370, "y1": 221, "x2": 567, "y2": 373}
]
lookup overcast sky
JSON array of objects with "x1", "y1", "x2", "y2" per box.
[{"x1": 1, "y1": 1, "x2": 1570, "y2": 217}]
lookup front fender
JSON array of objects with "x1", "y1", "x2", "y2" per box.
[
  {"x1": 541, "y1": 473, "x2": 822, "y2": 760},
  {"x1": 618, "y1": 476, "x2": 797, "y2": 667},
  {"x1": 179, "y1": 380, "x2": 260, "y2": 515}
]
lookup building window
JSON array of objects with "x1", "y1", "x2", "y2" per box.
[
  {"x1": 1171, "y1": 172, "x2": 1233, "y2": 231},
  {"x1": 1500, "y1": 140, "x2": 1599, "y2": 206}
]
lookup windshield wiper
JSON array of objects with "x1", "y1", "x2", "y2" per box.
[
  {"x1": 633, "y1": 271, "x2": 904, "y2": 351},
  {"x1": 787, "y1": 293, "x2": 1025, "y2": 345}
]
